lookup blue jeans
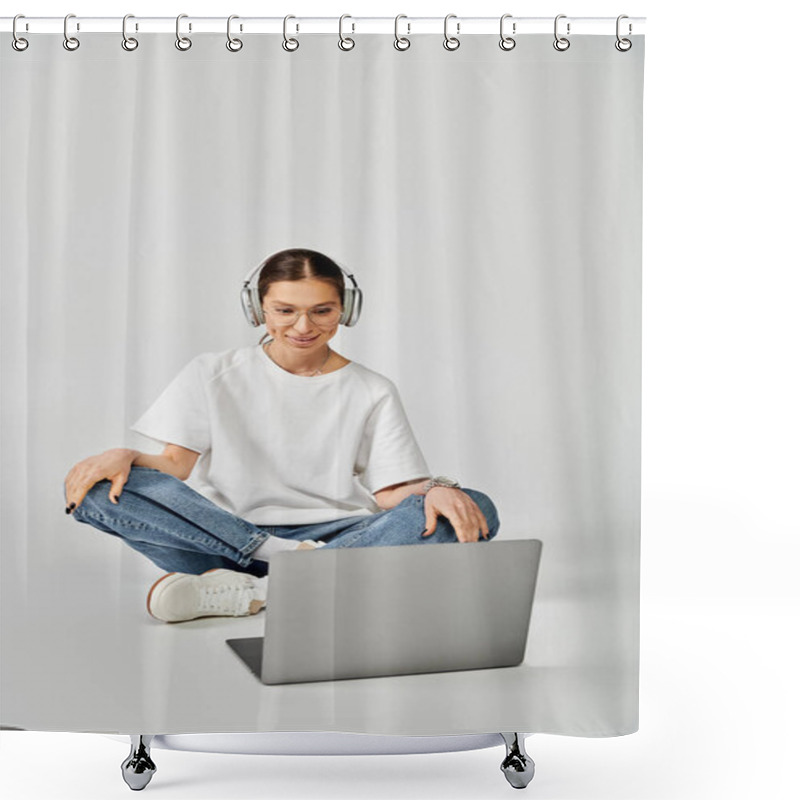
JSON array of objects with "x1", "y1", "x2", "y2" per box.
[{"x1": 67, "y1": 466, "x2": 500, "y2": 578}]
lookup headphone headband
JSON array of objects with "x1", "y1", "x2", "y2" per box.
[{"x1": 240, "y1": 255, "x2": 363, "y2": 330}]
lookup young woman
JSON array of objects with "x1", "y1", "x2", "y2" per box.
[{"x1": 63, "y1": 249, "x2": 500, "y2": 623}]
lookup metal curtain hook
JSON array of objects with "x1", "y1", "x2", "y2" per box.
[
  {"x1": 122, "y1": 14, "x2": 139, "y2": 51},
  {"x1": 63, "y1": 13, "x2": 80, "y2": 51},
  {"x1": 339, "y1": 14, "x2": 355, "y2": 51},
  {"x1": 615, "y1": 14, "x2": 632, "y2": 51},
  {"x1": 553, "y1": 14, "x2": 570, "y2": 52},
  {"x1": 394, "y1": 14, "x2": 410, "y2": 50},
  {"x1": 12, "y1": 14, "x2": 29, "y2": 51},
  {"x1": 283, "y1": 15, "x2": 299, "y2": 51},
  {"x1": 443, "y1": 13, "x2": 460, "y2": 51},
  {"x1": 227, "y1": 15, "x2": 243, "y2": 51},
  {"x1": 499, "y1": 13, "x2": 516, "y2": 50},
  {"x1": 175, "y1": 14, "x2": 192, "y2": 50}
]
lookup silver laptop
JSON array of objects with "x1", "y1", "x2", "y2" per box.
[{"x1": 226, "y1": 539, "x2": 542, "y2": 685}]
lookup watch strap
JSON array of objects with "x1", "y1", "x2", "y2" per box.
[{"x1": 422, "y1": 476, "x2": 461, "y2": 493}]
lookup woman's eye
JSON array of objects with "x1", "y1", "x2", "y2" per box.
[{"x1": 275, "y1": 308, "x2": 293, "y2": 315}]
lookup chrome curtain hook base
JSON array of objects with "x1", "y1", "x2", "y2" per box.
[
  {"x1": 500, "y1": 732, "x2": 536, "y2": 789},
  {"x1": 121, "y1": 735, "x2": 157, "y2": 791}
]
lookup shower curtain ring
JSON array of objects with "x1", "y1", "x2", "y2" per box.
[
  {"x1": 226, "y1": 15, "x2": 243, "y2": 52},
  {"x1": 121, "y1": 15, "x2": 139, "y2": 51},
  {"x1": 63, "y1": 13, "x2": 80, "y2": 51},
  {"x1": 283, "y1": 15, "x2": 299, "y2": 51},
  {"x1": 443, "y1": 14, "x2": 460, "y2": 51},
  {"x1": 394, "y1": 15, "x2": 411, "y2": 50},
  {"x1": 339, "y1": 15, "x2": 355, "y2": 51},
  {"x1": 615, "y1": 15, "x2": 633, "y2": 52},
  {"x1": 175, "y1": 14, "x2": 192, "y2": 51},
  {"x1": 11, "y1": 15, "x2": 29, "y2": 51},
  {"x1": 553, "y1": 14, "x2": 571, "y2": 51},
  {"x1": 499, "y1": 14, "x2": 516, "y2": 51}
]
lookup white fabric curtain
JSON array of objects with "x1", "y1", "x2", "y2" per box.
[{"x1": 1, "y1": 30, "x2": 644, "y2": 735}]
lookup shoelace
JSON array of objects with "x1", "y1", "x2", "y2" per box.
[{"x1": 198, "y1": 580, "x2": 255, "y2": 614}]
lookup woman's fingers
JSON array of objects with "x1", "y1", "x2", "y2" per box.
[
  {"x1": 450, "y1": 497, "x2": 487, "y2": 543},
  {"x1": 458, "y1": 514, "x2": 484, "y2": 542},
  {"x1": 64, "y1": 468, "x2": 109, "y2": 512},
  {"x1": 65, "y1": 474, "x2": 95, "y2": 513},
  {"x1": 108, "y1": 472, "x2": 129, "y2": 504},
  {"x1": 65, "y1": 451, "x2": 136, "y2": 513},
  {"x1": 473, "y1": 502, "x2": 490, "y2": 539},
  {"x1": 462, "y1": 496, "x2": 490, "y2": 540},
  {"x1": 64, "y1": 468, "x2": 83, "y2": 512},
  {"x1": 424, "y1": 490, "x2": 490, "y2": 543},
  {"x1": 451, "y1": 498, "x2": 482, "y2": 542}
]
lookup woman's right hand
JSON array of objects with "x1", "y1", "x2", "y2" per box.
[{"x1": 64, "y1": 448, "x2": 138, "y2": 514}]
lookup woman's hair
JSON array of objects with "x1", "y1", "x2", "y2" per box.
[{"x1": 256, "y1": 248, "x2": 346, "y2": 345}]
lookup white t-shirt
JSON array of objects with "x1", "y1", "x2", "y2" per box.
[{"x1": 129, "y1": 344, "x2": 431, "y2": 525}]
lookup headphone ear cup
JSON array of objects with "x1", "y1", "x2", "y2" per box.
[
  {"x1": 240, "y1": 259, "x2": 267, "y2": 327},
  {"x1": 240, "y1": 286, "x2": 255, "y2": 326},
  {"x1": 240, "y1": 283, "x2": 263, "y2": 327},
  {"x1": 341, "y1": 287, "x2": 354, "y2": 326},
  {"x1": 250, "y1": 284, "x2": 263, "y2": 326},
  {"x1": 347, "y1": 287, "x2": 363, "y2": 326}
]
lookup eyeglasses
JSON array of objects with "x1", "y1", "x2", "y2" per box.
[{"x1": 263, "y1": 305, "x2": 343, "y2": 328}]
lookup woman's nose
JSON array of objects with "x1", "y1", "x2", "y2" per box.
[{"x1": 293, "y1": 311, "x2": 315, "y2": 331}]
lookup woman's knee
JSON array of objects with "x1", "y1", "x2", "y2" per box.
[
  {"x1": 461, "y1": 488, "x2": 500, "y2": 538},
  {"x1": 116, "y1": 466, "x2": 186, "y2": 504},
  {"x1": 71, "y1": 478, "x2": 117, "y2": 519},
  {"x1": 74, "y1": 467, "x2": 178, "y2": 517}
]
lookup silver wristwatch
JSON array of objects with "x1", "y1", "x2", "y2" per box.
[{"x1": 422, "y1": 476, "x2": 461, "y2": 493}]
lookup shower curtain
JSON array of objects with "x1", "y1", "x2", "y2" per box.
[{"x1": 1, "y1": 23, "x2": 644, "y2": 737}]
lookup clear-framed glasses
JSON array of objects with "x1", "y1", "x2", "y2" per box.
[{"x1": 263, "y1": 305, "x2": 343, "y2": 328}]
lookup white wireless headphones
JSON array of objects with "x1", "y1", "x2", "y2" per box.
[{"x1": 240, "y1": 254, "x2": 363, "y2": 329}]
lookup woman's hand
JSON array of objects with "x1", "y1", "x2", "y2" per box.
[
  {"x1": 420, "y1": 487, "x2": 490, "y2": 543},
  {"x1": 64, "y1": 448, "x2": 138, "y2": 513}
]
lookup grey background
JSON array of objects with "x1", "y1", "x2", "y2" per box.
[{"x1": 1, "y1": 32, "x2": 643, "y2": 735}]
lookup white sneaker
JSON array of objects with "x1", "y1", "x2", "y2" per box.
[
  {"x1": 297, "y1": 540, "x2": 326, "y2": 550},
  {"x1": 146, "y1": 568, "x2": 266, "y2": 623}
]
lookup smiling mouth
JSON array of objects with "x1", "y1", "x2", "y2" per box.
[{"x1": 289, "y1": 335, "x2": 318, "y2": 343}]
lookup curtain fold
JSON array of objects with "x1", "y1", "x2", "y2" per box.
[{"x1": 1, "y1": 32, "x2": 644, "y2": 735}]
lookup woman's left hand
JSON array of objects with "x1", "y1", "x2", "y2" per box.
[{"x1": 420, "y1": 487, "x2": 490, "y2": 543}]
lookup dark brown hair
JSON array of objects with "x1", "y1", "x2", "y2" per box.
[
  {"x1": 256, "y1": 249, "x2": 345, "y2": 344},
  {"x1": 257, "y1": 248, "x2": 345, "y2": 305}
]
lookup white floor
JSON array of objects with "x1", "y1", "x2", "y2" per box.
[{"x1": 2, "y1": 596, "x2": 796, "y2": 800}]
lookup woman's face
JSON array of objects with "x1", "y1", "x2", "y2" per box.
[{"x1": 261, "y1": 279, "x2": 342, "y2": 352}]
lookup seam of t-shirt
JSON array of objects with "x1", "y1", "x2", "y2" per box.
[
  {"x1": 193, "y1": 347, "x2": 253, "y2": 390},
  {"x1": 347, "y1": 362, "x2": 381, "y2": 408}
]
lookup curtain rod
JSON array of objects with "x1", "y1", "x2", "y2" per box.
[{"x1": 1, "y1": 16, "x2": 646, "y2": 36}]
